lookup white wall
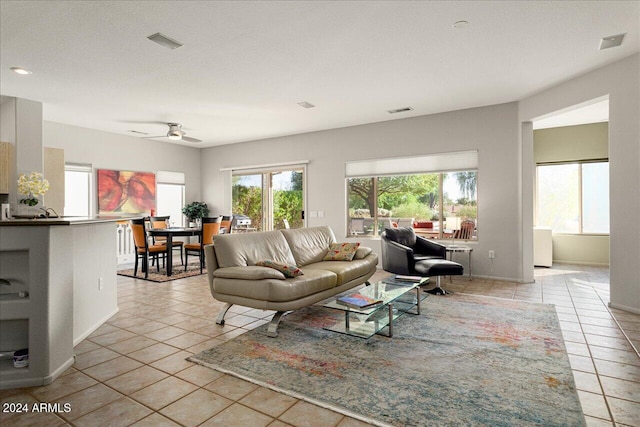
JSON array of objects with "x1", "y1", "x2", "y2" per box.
[
  {"x1": 201, "y1": 102, "x2": 522, "y2": 281},
  {"x1": 43, "y1": 121, "x2": 203, "y2": 214},
  {"x1": 520, "y1": 53, "x2": 640, "y2": 313},
  {"x1": 72, "y1": 223, "x2": 118, "y2": 344}
]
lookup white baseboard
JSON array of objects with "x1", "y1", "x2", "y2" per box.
[
  {"x1": 608, "y1": 302, "x2": 640, "y2": 315},
  {"x1": 467, "y1": 274, "x2": 525, "y2": 283},
  {"x1": 73, "y1": 307, "x2": 120, "y2": 346},
  {"x1": 553, "y1": 260, "x2": 610, "y2": 267}
]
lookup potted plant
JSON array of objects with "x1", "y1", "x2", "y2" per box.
[{"x1": 182, "y1": 201, "x2": 210, "y2": 226}]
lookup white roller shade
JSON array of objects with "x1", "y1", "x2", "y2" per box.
[
  {"x1": 65, "y1": 162, "x2": 92, "y2": 173},
  {"x1": 156, "y1": 170, "x2": 185, "y2": 184},
  {"x1": 345, "y1": 150, "x2": 478, "y2": 177}
]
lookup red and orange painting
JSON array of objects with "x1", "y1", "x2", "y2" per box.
[{"x1": 98, "y1": 169, "x2": 156, "y2": 214}]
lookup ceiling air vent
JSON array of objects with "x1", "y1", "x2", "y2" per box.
[
  {"x1": 297, "y1": 101, "x2": 315, "y2": 109},
  {"x1": 147, "y1": 33, "x2": 183, "y2": 50},
  {"x1": 387, "y1": 107, "x2": 413, "y2": 114},
  {"x1": 599, "y1": 33, "x2": 625, "y2": 50}
]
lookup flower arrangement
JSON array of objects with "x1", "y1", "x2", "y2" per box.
[{"x1": 17, "y1": 172, "x2": 49, "y2": 206}]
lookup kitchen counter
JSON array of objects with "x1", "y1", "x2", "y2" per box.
[
  {"x1": 0, "y1": 217, "x2": 129, "y2": 389},
  {"x1": 0, "y1": 215, "x2": 140, "y2": 226}
]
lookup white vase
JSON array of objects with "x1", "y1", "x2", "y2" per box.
[{"x1": 16, "y1": 203, "x2": 40, "y2": 218}]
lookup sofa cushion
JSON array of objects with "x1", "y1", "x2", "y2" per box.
[
  {"x1": 214, "y1": 269, "x2": 337, "y2": 302},
  {"x1": 303, "y1": 258, "x2": 375, "y2": 285},
  {"x1": 213, "y1": 230, "x2": 296, "y2": 268},
  {"x1": 323, "y1": 242, "x2": 360, "y2": 261},
  {"x1": 214, "y1": 266, "x2": 285, "y2": 280},
  {"x1": 256, "y1": 260, "x2": 303, "y2": 278},
  {"x1": 354, "y1": 246, "x2": 372, "y2": 259},
  {"x1": 281, "y1": 226, "x2": 336, "y2": 266}
]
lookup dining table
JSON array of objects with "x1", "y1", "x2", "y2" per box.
[{"x1": 147, "y1": 227, "x2": 200, "y2": 276}]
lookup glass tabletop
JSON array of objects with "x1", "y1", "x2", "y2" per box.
[
  {"x1": 323, "y1": 280, "x2": 420, "y2": 315},
  {"x1": 323, "y1": 279, "x2": 426, "y2": 338}
]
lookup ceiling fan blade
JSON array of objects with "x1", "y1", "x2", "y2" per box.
[
  {"x1": 121, "y1": 120, "x2": 169, "y2": 125},
  {"x1": 141, "y1": 135, "x2": 166, "y2": 139},
  {"x1": 182, "y1": 136, "x2": 202, "y2": 143}
]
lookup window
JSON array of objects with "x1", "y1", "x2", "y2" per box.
[
  {"x1": 232, "y1": 167, "x2": 305, "y2": 232},
  {"x1": 156, "y1": 171, "x2": 185, "y2": 227},
  {"x1": 65, "y1": 163, "x2": 92, "y2": 216},
  {"x1": 536, "y1": 161, "x2": 609, "y2": 234},
  {"x1": 346, "y1": 152, "x2": 478, "y2": 239}
]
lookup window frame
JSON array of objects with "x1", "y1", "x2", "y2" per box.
[
  {"x1": 535, "y1": 159, "x2": 609, "y2": 236},
  {"x1": 346, "y1": 170, "x2": 478, "y2": 241},
  {"x1": 232, "y1": 164, "x2": 307, "y2": 232},
  {"x1": 156, "y1": 171, "x2": 186, "y2": 227},
  {"x1": 64, "y1": 163, "x2": 92, "y2": 217}
]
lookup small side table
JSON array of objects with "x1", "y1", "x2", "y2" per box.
[{"x1": 445, "y1": 245, "x2": 473, "y2": 281}]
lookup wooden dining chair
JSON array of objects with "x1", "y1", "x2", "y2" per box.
[
  {"x1": 220, "y1": 215, "x2": 233, "y2": 234},
  {"x1": 130, "y1": 218, "x2": 169, "y2": 279},
  {"x1": 149, "y1": 215, "x2": 184, "y2": 265},
  {"x1": 184, "y1": 216, "x2": 222, "y2": 273},
  {"x1": 454, "y1": 220, "x2": 475, "y2": 240}
]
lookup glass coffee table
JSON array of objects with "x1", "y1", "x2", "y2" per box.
[{"x1": 322, "y1": 279, "x2": 427, "y2": 339}]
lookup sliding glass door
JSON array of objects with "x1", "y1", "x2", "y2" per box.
[{"x1": 232, "y1": 167, "x2": 305, "y2": 232}]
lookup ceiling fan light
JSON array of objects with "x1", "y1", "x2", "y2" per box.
[{"x1": 167, "y1": 132, "x2": 182, "y2": 140}]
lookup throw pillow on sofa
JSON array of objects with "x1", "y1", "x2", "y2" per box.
[
  {"x1": 323, "y1": 242, "x2": 360, "y2": 261},
  {"x1": 256, "y1": 260, "x2": 304, "y2": 278}
]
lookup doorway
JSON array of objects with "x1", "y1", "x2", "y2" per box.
[{"x1": 532, "y1": 98, "x2": 610, "y2": 273}]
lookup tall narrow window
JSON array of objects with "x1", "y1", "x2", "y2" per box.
[
  {"x1": 156, "y1": 171, "x2": 185, "y2": 227},
  {"x1": 65, "y1": 163, "x2": 92, "y2": 216},
  {"x1": 582, "y1": 162, "x2": 609, "y2": 234}
]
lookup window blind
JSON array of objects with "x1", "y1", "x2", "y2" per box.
[
  {"x1": 345, "y1": 150, "x2": 478, "y2": 178},
  {"x1": 156, "y1": 170, "x2": 185, "y2": 184}
]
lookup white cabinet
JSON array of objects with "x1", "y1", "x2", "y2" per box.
[
  {"x1": 0, "y1": 219, "x2": 120, "y2": 390},
  {"x1": 534, "y1": 227, "x2": 553, "y2": 267},
  {"x1": 0, "y1": 226, "x2": 74, "y2": 389}
]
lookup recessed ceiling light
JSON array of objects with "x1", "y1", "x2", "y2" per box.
[
  {"x1": 147, "y1": 33, "x2": 183, "y2": 49},
  {"x1": 599, "y1": 33, "x2": 625, "y2": 50},
  {"x1": 297, "y1": 101, "x2": 315, "y2": 109},
  {"x1": 10, "y1": 67, "x2": 32, "y2": 75},
  {"x1": 387, "y1": 107, "x2": 413, "y2": 114},
  {"x1": 452, "y1": 20, "x2": 469, "y2": 29}
]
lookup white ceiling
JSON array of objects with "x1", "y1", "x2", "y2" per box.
[{"x1": 1, "y1": 1, "x2": 638, "y2": 147}]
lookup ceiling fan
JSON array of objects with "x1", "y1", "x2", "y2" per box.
[{"x1": 143, "y1": 122, "x2": 202, "y2": 143}]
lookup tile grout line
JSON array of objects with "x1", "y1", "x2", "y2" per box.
[{"x1": 564, "y1": 275, "x2": 619, "y2": 426}]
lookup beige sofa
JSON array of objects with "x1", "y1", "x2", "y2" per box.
[{"x1": 204, "y1": 226, "x2": 378, "y2": 336}]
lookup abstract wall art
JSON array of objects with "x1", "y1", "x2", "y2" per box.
[{"x1": 98, "y1": 169, "x2": 156, "y2": 214}]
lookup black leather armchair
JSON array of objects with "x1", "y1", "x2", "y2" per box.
[
  {"x1": 381, "y1": 227, "x2": 463, "y2": 295},
  {"x1": 381, "y1": 227, "x2": 446, "y2": 275}
]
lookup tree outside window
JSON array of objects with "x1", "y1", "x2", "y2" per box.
[{"x1": 347, "y1": 170, "x2": 477, "y2": 238}]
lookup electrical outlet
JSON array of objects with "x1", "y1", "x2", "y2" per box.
[
  {"x1": 98, "y1": 277, "x2": 103, "y2": 290},
  {"x1": 488, "y1": 250, "x2": 495, "y2": 259}
]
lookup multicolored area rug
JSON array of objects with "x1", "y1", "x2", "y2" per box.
[
  {"x1": 190, "y1": 294, "x2": 585, "y2": 427},
  {"x1": 117, "y1": 261, "x2": 206, "y2": 282}
]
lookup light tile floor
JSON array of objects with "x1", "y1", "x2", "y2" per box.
[{"x1": 1, "y1": 264, "x2": 639, "y2": 426}]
